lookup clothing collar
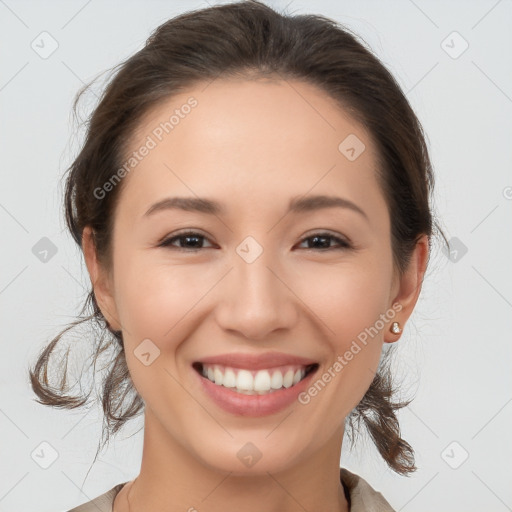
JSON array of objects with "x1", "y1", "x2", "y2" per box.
[{"x1": 340, "y1": 467, "x2": 396, "y2": 512}]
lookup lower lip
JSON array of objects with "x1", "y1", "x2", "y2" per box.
[{"x1": 193, "y1": 365, "x2": 319, "y2": 417}]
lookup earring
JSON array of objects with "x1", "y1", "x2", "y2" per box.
[{"x1": 390, "y1": 321, "x2": 402, "y2": 334}]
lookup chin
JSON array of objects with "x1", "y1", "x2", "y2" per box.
[{"x1": 193, "y1": 438, "x2": 302, "y2": 477}]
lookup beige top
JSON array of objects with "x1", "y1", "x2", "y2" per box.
[{"x1": 67, "y1": 467, "x2": 396, "y2": 511}]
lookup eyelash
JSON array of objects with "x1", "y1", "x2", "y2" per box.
[{"x1": 157, "y1": 230, "x2": 352, "y2": 252}]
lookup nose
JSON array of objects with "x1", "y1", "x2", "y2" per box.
[{"x1": 215, "y1": 251, "x2": 298, "y2": 341}]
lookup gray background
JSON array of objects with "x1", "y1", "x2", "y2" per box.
[{"x1": 1, "y1": 0, "x2": 511, "y2": 510}]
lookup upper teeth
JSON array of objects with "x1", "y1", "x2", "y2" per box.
[{"x1": 201, "y1": 364, "x2": 307, "y2": 393}]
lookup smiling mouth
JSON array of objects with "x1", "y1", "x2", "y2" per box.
[{"x1": 192, "y1": 362, "x2": 319, "y2": 395}]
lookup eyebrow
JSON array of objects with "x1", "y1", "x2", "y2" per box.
[{"x1": 143, "y1": 194, "x2": 368, "y2": 221}]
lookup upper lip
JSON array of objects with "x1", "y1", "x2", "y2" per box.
[{"x1": 196, "y1": 352, "x2": 318, "y2": 370}]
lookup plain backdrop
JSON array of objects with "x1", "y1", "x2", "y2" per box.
[{"x1": 1, "y1": 1, "x2": 511, "y2": 511}]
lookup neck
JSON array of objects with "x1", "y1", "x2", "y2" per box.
[{"x1": 117, "y1": 408, "x2": 349, "y2": 512}]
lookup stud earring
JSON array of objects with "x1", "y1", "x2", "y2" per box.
[{"x1": 390, "y1": 321, "x2": 402, "y2": 334}]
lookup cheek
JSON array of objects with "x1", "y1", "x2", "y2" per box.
[
  {"x1": 300, "y1": 263, "x2": 389, "y2": 409},
  {"x1": 113, "y1": 254, "x2": 210, "y2": 339},
  {"x1": 299, "y1": 260, "x2": 391, "y2": 341},
  {"x1": 112, "y1": 256, "x2": 203, "y2": 405}
]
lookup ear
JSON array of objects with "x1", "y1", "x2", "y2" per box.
[
  {"x1": 384, "y1": 234, "x2": 429, "y2": 343},
  {"x1": 82, "y1": 226, "x2": 122, "y2": 332}
]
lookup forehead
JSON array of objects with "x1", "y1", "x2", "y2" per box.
[
  {"x1": 117, "y1": 77, "x2": 386, "y2": 226},
  {"x1": 130, "y1": 76, "x2": 373, "y2": 158}
]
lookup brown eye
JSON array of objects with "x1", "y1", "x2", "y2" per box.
[
  {"x1": 158, "y1": 231, "x2": 214, "y2": 251},
  {"x1": 297, "y1": 232, "x2": 352, "y2": 251}
]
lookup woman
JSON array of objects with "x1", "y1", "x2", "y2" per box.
[{"x1": 29, "y1": 1, "x2": 447, "y2": 510}]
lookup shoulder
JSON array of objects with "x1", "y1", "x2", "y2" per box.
[
  {"x1": 66, "y1": 482, "x2": 128, "y2": 512},
  {"x1": 340, "y1": 467, "x2": 396, "y2": 512}
]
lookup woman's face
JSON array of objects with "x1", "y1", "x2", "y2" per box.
[{"x1": 85, "y1": 77, "x2": 427, "y2": 476}]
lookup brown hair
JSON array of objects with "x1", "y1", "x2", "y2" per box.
[{"x1": 28, "y1": 0, "x2": 448, "y2": 477}]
